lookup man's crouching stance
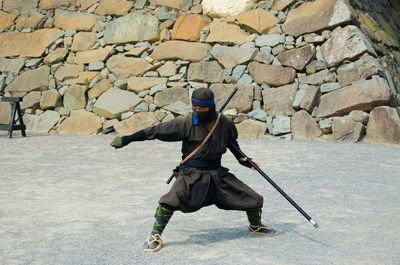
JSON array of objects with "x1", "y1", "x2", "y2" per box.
[{"x1": 111, "y1": 88, "x2": 277, "y2": 252}]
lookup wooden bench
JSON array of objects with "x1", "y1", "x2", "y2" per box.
[{"x1": 0, "y1": 97, "x2": 26, "y2": 138}]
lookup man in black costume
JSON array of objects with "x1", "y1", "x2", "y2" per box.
[{"x1": 111, "y1": 88, "x2": 277, "y2": 252}]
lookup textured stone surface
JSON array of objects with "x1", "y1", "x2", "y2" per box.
[
  {"x1": 206, "y1": 19, "x2": 249, "y2": 45},
  {"x1": 269, "y1": 0, "x2": 294, "y2": 11},
  {"x1": 54, "y1": 10, "x2": 97, "y2": 31},
  {"x1": 40, "y1": 89, "x2": 61, "y2": 110},
  {"x1": 154, "y1": 86, "x2": 189, "y2": 108},
  {"x1": 0, "y1": 101, "x2": 11, "y2": 124},
  {"x1": 15, "y1": 11, "x2": 45, "y2": 29},
  {"x1": 24, "y1": 110, "x2": 60, "y2": 133},
  {"x1": 3, "y1": 0, "x2": 38, "y2": 14},
  {"x1": 236, "y1": 119, "x2": 266, "y2": 139},
  {"x1": 63, "y1": 85, "x2": 87, "y2": 110},
  {"x1": 0, "y1": 29, "x2": 63, "y2": 57},
  {"x1": 282, "y1": 0, "x2": 352, "y2": 37},
  {"x1": 20, "y1": 91, "x2": 42, "y2": 111},
  {"x1": 337, "y1": 55, "x2": 382, "y2": 86},
  {"x1": 321, "y1": 25, "x2": 376, "y2": 67},
  {"x1": 171, "y1": 14, "x2": 210, "y2": 42},
  {"x1": 88, "y1": 79, "x2": 112, "y2": 100},
  {"x1": 103, "y1": 12, "x2": 159, "y2": 44},
  {"x1": 5, "y1": 66, "x2": 50, "y2": 93},
  {"x1": 93, "y1": 88, "x2": 142, "y2": 119},
  {"x1": 276, "y1": 45, "x2": 315, "y2": 71},
  {"x1": 0, "y1": 10, "x2": 17, "y2": 30},
  {"x1": 299, "y1": 69, "x2": 336, "y2": 85},
  {"x1": 150, "y1": 41, "x2": 211, "y2": 62},
  {"x1": 332, "y1": 117, "x2": 364, "y2": 143},
  {"x1": 300, "y1": 85, "x2": 320, "y2": 113},
  {"x1": 263, "y1": 83, "x2": 298, "y2": 117},
  {"x1": 94, "y1": 0, "x2": 133, "y2": 15},
  {"x1": 237, "y1": 9, "x2": 278, "y2": 34},
  {"x1": 0, "y1": 58, "x2": 25, "y2": 75},
  {"x1": 248, "y1": 62, "x2": 296, "y2": 87},
  {"x1": 202, "y1": 0, "x2": 256, "y2": 18},
  {"x1": 210, "y1": 44, "x2": 257, "y2": 68},
  {"x1": 114, "y1": 112, "x2": 159, "y2": 135},
  {"x1": 365, "y1": 106, "x2": 400, "y2": 146},
  {"x1": 57, "y1": 109, "x2": 102, "y2": 135},
  {"x1": 127, "y1": 77, "x2": 167, "y2": 93},
  {"x1": 44, "y1": 48, "x2": 69, "y2": 64},
  {"x1": 272, "y1": 115, "x2": 291, "y2": 135},
  {"x1": 210, "y1": 84, "x2": 254, "y2": 113},
  {"x1": 74, "y1": 46, "x2": 114, "y2": 65},
  {"x1": 71, "y1": 32, "x2": 97, "y2": 52},
  {"x1": 187, "y1": 61, "x2": 224, "y2": 83},
  {"x1": 106, "y1": 55, "x2": 153, "y2": 79},
  {"x1": 154, "y1": 0, "x2": 192, "y2": 11},
  {"x1": 54, "y1": 64, "x2": 84, "y2": 82},
  {"x1": 292, "y1": 110, "x2": 322, "y2": 139},
  {"x1": 316, "y1": 77, "x2": 392, "y2": 118},
  {"x1": 39, "y1": 0, "x2": 77, "y2": 9}
]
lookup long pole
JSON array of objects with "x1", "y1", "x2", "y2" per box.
[
  {"x1": 166, "y1": 86, "x2": 239, "y2": 184},
  {"x1": 232, "y1": 145, "x2": 319, "y2": 229}
]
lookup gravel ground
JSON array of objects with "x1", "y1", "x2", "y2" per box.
[{"x1": 0, "y1": 134, "x2": 399, "y2": 265}]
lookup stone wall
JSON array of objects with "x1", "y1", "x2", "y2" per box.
[{"x1": 0, "y1": 0, "x2": 399, "y2": 146}]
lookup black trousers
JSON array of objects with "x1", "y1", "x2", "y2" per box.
[{"x1": 159, "y1": 167, "x2": 263, "y2": 213}]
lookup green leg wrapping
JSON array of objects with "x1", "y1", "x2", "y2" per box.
[
  {"x1": 246, "y1": 208, "x2": 262, "y2": 227},
  {"x1": 151, "y1": 204, "x2": 174, "y2": 235}
]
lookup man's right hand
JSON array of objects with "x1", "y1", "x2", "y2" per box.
[{"x1": 110, "y1": 136, "x2": 124, "y2": 149}]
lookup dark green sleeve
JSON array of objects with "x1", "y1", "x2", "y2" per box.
[{"x1": 144, "y1": 116, "x2": 189, "y2": 142}]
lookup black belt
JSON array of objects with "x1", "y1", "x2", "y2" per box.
[{"x1": 183, "y1": 159, "x2": 221, "y2": 170}]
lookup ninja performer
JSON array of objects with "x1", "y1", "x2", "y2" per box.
[{"x1": 111, "y1": 88, "x2": 277, "y2": 252}]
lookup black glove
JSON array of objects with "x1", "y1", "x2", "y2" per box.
[{"x1": 239, "y1": 157, "x2": 253, "y2": 168}]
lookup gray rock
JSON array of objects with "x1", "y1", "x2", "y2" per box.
[
  {"x1": 337, "y1": 55, "x2": 382, "y2": 86},
  {"x1": 88, "y1": 61, "x2": 105, "y2": 71},
  {"x1": 232, "y1": 65, "x2": 247, "y2": 80},
  {"x1": 162, "y1": 101, "x2": 191, "y2": 116},
  {"x1": 332, "y1": 117, "x2": 364, "y2": 143},
  {"x1": 103, "y1": 12, "x2": 159, "y2": 44},
  {"x1": 238, "y1": 74, "x2": 253, "y2": 85},
  {"x1": 247, "y1": 109, "x2": 267, "y2": 122},
  {"x1": 134, "y1": 101, "x2": 149, "y2": 113},
  {"x1": 24, "y1": 110, "x2": 60, "y2": 133},
  {"x1": 154, "y1": 86, "x2": 189, "y2": 108},
  {"x1": 188, "y1": 81, "x2": 208, "y2": 89},
  {"x1": 272, "y1": 115, "x2": 291, "y2": 135},
  {"x1": 255, "y1": 34, "x2": 285, "y2": 47},
  {"x1": 292, "y1": 89, "x2": 306, "y2": 110},
  {"x1": 210, "y1": 44, "x2": 257, "y2": 68},
  {"x1": 187, "y1": 61, "x2": 224, "y2": 83},
  {"x1": 299, "y1": 69, "x2": 336, "y2": 85},
  {"x1": 320, "y1": 82, "x2": 341, "y2": 94},
  {"x1": 319, "y1": 118, "x2": 333, "y2": 134},
  {"x1": 306, "y1": 60, "x2": 327, "y2": 74},
  {"x1": 21, "y1": 91, "x2": 42, "y2": 110},
  {"x1": 93, "y1": 88, "x2": 143, "y2": 119},
  {"x1": 149, "y1": 83, "x2": 167, "y2": 96},
  {"x1": 134, "y1": 0, "x2": 148, "y2": 9}
]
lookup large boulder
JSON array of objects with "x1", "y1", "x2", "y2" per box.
[
  {"x1": 24, "y1": 110, "x2": 60, "y2": 133},
  {"x1": 54, "y1": 10, "x2": 97, "y2": 31},
  {"x1": 154, "y1": 86, "x2": 189, "y2": 107},
  {"x1": 282, "y1": 0, "x2": 352, "y2": 37},
  {"x1": 276, "y1": 44, "x2": 315, "y2": 71},
  {"x1": 210, "y1": 44, "x2": 257, "y2": 68},
  {"x1": 0, "y1": 29, "x2": 63, "y2": 57},
  {"x1": 40, "y1": 89, "x2": 61, "y2": 110},
  {"x1": 321, "y1": 25, "x2": 377, "y2": 67},
  {"x1": 94, "y1": 0, "x2": 133, "y2": 15},
  {"x1": 202, "y1": 0, "x2": 256, "y2": 18},
  {"x1": 150, "y1": 41, "x2": 211, "y2": 62},
  {"x1": 337, "y1": 55, "x2": 382, "y2": 86},
  {"x1": 57, "y1": 109, "x2": 102, "y2": 135},
  {"x1": 365, "y1": 106, "x2": 400, "y2": 146},
  {"x1": 210, "y1": 84, "x2": 254, "y2": 113},
  {"x1": 106, "y1": 55, "x2": 153, "y2": 79},
  {"x1": 236, "y1": 119, "x2": 266, "y2": 139},
  {"x1": 93, "y1": 88, "x2": 143, "y2": 119},
  {"x1": 206, "y1": 19, "x2": 249, "y2": 45},
  {"x1": 0, "y1": 58, "x2": 25, "y2": 75},
  {"x1": 5, "y1": 66, "x2": 50, "y2": 93},
  {"x1": 114, "y1": 112, "x2": 159, "y2": 135},
  {"x1": 171, "y1": 14, "x2": 211, "y2": 42},
  {"x1": 187, "y1": 61, "x2": 224, "y2": 83},
  {"x1": 263, "y1": 83, "x2": 298, "y2": 117},
  {"x1": 291, "y1": 110, "x2": 322, "y2": 139},
  {"x1": 237, "y1": 9, "x2": 278, "y2": 34},
  {"x1": 248, "y1": 62, "x2": 296, "y2": 87},
  {"x1": 316, "y1": 77, "x2": 392, "y2": 118},
  {"x1": 103, "y1": 12, "x2": 159, "y2": 44}
]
